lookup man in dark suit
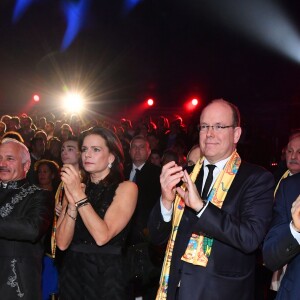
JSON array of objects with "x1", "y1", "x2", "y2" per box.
[
  {"x1": 125, "y1": 135, "x2": 161, "y2": 245},
  {"x1": 263, "y1": 173, "x2": 300, "y2": 300},
  {"x1": 124, "y1": 135, "x2": 162, "y2": 299},
  {"x1": 148, "y1": 99, "x2": 274, "y2": 299}
]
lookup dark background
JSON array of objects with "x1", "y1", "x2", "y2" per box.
[{"x1": 0, "y1": 0, "x2": 299, "y2": 167}]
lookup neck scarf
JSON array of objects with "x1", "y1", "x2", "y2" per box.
[
  {"x1": 274, "y1": 169, "x2": 290, "y2": 196},
  {"x1": 52, "y1": 181, "x2": 64, "y2": 258},
  {"x1": 156, "y1": 150, "x2": 241, "y2": 300}
]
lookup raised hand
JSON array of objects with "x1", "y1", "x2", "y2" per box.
[
  {"x1": 176, "y1": 169, "x2": 205, "y2": 213},
  {"x1": 160, "y1": 161, "x2": 184, "y2": 210}
]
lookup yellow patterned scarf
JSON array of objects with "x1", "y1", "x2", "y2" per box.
[
  {"x1": 274, "y1": 169, "x2": 290, "y2": 196},
  {"x1": 51, "y1": 181, "x2": 64, "y2": 258},
  {"x1": 156, "y1": 150, "x2": 241, "y2": 300}
]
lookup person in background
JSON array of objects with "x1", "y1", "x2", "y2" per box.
[
  {"x1": 45, "y1": 122, "x2": 55, "y2": 141},
  {"x1": 1, "y1": 131, "x2": 24, "y2": 143},
  {"x1": 263, "y1": 173, "x2": 300, "y2": 300},
  {"x1": 150, "y1": 149, "x2": 162, "y2": 167},
  {"x1": 56, "y1": 127, "x2": 137, "y2": 300},
  {"x1": 18, "y1": 115, "x2": 35, "y2": 148},
  {"x1": 35, "y1": 159, "x2": 60, "y2": 300},
  {"x1": 0, "y1": 138, "x2": 53, "y2": 299},
  {"x1": 186, "y1": 144, "x2": 201, "y2": 166},
  {"x1": 161, "y1": 149, "x2": 179, "y2": 166},
  {"x1": 44, "y1": 137, "x2": 63, "y2": 167},
  {"x1": 285, "y1": 135, "x2": 300, "y2": 176},
  {"x1": 35, "y1": 159, "x2": 60, "y2": 193},
  {"x1": 267, "y1": 134, "x2": 300, "y2": 297},
  {"x1": 7, "y1": 116, "x2": 21, "y2": 132},
  {"x1": 0, "y1": 115, "x2": 12, "y2": 129},
  {"x1": 59, "y1": 124, "x2": 74, "y2": 142},
  {"x1": 124, "y1": 135, "x2": 162, "y2": 299},
  {"x1": 0, "y1": 121, "x2": 6, "y2": 138},
  {"x1": 38, "y1": 117, "x2": 47, "y2": 131},
  {"x1": 34, "y1": 130, "x2": 48, "y2": 147},
  {"x1": 27, "y1": 137, "x2": 46, "y2": 185}
]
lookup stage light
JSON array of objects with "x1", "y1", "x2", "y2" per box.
[
  {"x1": 123, "y1": 0, "x2": 142, "y2": 14},
  {"x1": 195, "y1": 0, "x2": 300, "y2": 63},
  {"x1": 62, "y1": 92, "x2": 84, "y2": 113},
  {"x1": 185, "y1": 97, "x2": 201, "y2": 112},
  {"x1": 61, "y1": 0, "x2": 90, "y2": 51},
  {"x1": 147, "y1": 98, "x2": 154, "y2": 106},
  {"x1": 33, "y1": 94, "x2": 40, "y2": 102},
  {"x1": 191, "y1": 98, "x2": 198, "y2": 106},
  {"x1": 12, "y1": 0, "x2": 34, "y2": 23}
]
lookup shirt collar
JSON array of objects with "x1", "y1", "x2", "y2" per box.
[
  {"x1": 0, "y1": 178, "x2": 27, "y2": 189},
  {"x1": 203, "y1": 155, "x2": 232, "y2": 172},
  {"x1": 132, "y1": 162, "x2": 146, "y2": 171}
]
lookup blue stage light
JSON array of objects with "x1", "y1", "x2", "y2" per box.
[
  {"x1": 61, "y1": 0, "x2": 91, "y2": 51},
  {"x1": 12, "y1": 0, "x2": 34, "y2": 23},
  {"x1": 123, "y1": 0, "x2": 142, "y2": 15}
]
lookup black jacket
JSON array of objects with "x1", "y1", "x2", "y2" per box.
[
  {"x1": 0, "y1": 179, "x2": 53, "y2": 300},
  {"x1": 124, "y1": 161, "x2": 161, "y2": 245}
]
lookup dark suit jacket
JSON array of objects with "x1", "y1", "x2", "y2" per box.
[
  {"x1": 124, "y1": 161, "x2": 161, "y2": 245},
  {"x1": 263, "y1": 172, "x2": 300, "y2": 300},
  {"x1": 148, "y1": 161, "x2": 274, "y2": 300},
  {"x1": 0, "y1": 179, "x2": 53, "y2": 299}
]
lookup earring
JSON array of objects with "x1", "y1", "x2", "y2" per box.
[{"x1": 108, "y1": 162, "x2": 112, "y2": 169}]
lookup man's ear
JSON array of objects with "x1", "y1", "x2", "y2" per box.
[
  {"x1": 234, "y1": 127, "x2": 242, "y2": 144},
  {"x1": 24, "y1": 161, "x2": 31, "y2": 174}
]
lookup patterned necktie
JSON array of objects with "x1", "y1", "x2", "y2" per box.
[{"x1": 201, "y1": 164, "x2": 216, "y2": 200}]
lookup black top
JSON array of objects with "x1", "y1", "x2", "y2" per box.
[{"x1": 72, "y1": 176, "x2": 129, "y2": 249}]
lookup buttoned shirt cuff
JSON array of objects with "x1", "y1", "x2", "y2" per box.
[
  {"x1": 290, "y1": 221, "x2": 300, "y2": 244},
  {"x1": 196, "y1": 200, "x2": 209, "y2": 218},
  {"x1": 160, "y1": 196, "x2": 173, "y2": 222}
]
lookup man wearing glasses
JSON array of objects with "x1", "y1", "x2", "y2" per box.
[{"x1": 148, "y1": 99, "x2": 274, "y2": 300}]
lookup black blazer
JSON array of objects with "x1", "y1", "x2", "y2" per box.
[
  {"x1": 148, "y1": 161, "x2": 274, "y2": 300},
  {"x1": 263, "y1": 173, "x2": 300, "y2": 300},
  {"x1": 125, "y1": 161, "x2": 161, "y2": 245},
  {"x1": 0, "y1": 179, "x2": 53, "y2": 299}
]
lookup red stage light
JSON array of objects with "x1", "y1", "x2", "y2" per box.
[
  {"x1": 147, "y1": 98, "x2": 154, "y2": 106},
  {"x1": 191, "y1": 98, "x2": 198, "y2": 106},
  {"x1": 33, "y1": 94, "x2": 40, "y2": 102}
]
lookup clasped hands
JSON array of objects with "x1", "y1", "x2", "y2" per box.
[
  {"x1": 60, "y1": 164, "x2": 86, "y2": 207},
  {"x1": 160, "y1": 161, "x2": 205, "y2": 213}
]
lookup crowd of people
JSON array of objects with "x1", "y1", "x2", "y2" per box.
[{"x1": 0, "y1": 100, "x2": 299, "y2": 300}]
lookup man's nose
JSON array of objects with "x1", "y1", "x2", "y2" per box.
[{"x1": 206, "y1": 127, "x2": 215, "y2": 137}]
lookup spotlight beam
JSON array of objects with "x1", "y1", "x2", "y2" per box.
[{"x1": 195, "y1": 0, "x2": 300, "y2": 63}]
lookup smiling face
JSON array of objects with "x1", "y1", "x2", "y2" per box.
[
  {"x1": 199, "y1": 101, "x2": 241, "y2": 164},
  {"x1": 81, "y1": 134, "x2": 115, "y2": 180},
  {"x1": 286, "y1": 136, "x2": 300, "y2": 175},
  {"x1": 0, "y1": 142, "x2": 30, "y2": 182}
]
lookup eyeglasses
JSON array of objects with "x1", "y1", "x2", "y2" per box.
[{"x1": 198, "y1": 124, "x2": 235, "y2": 132}]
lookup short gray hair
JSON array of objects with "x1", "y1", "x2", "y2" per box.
[{"x1": 1, "y1": 138, "x2": 31, "y2": 164}]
